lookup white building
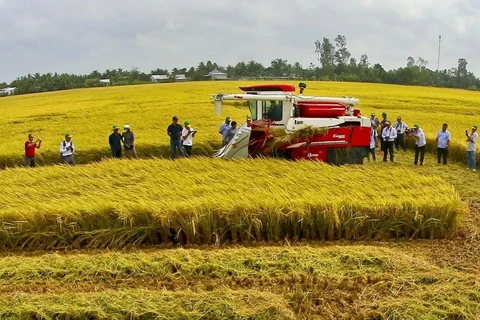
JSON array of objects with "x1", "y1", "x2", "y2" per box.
[
  {"x1": 205, "y1": 68, "x2": 228, "y2": 80},
  {"x1": 150, "y1": 75, "x2": 168, "y2": 82},
  {"x1": 175, "y1": 74, "x2": 187, "y2": 81},
  {"x1": 99, "y1": 79, "x2": 110, "y2": 85},
  {"x1": 0, "y1": 87, "x2": 16, "y2": 95}
]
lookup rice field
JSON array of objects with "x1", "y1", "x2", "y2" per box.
[{"x1": 1, "y1": 81, "x2": 480, "y2": 319}]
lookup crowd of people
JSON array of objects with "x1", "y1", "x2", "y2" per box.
[
  {"x1": 368, "y1": 112, "x2": 478, "y2": 171},
  {"x1": 22, "y1": 113, "x2": 478, "y2": 170}
]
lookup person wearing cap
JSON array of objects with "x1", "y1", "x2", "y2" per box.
[
  {"x1": 219, "y1": 116, "x2": 232, "y2": 147},
  {"x1": 379, "y1": 112, "x2": 388, "y2": 151},
  {"x1": 393, "y1": 116, "x2": 408, "y2": 152},
  {"x1": 411, "y1": 124, "x2": 426, "y2": 165},
  {"x1": 168, "y1": 116, "x2": 184, "y2": 159},
  {"x1": 370, "y1": 113, "x2": 379, "y2": 129},
  {"x1": 465, "y1": 125, "x2": 478, "y2": 171},
  {"x1": 381, "y1": 120, "x2": 397, "y2": 162},
  {"x1": 436, "y1": 123, "x2": 450, "y2": 165},
  {"x1": 121, "y1": 125, "x2": 139, "y2": 159},
  {"x1": 60, "y1": 133, "x2": 75, "y2": 165},
  {"x1": 24, "y1": 133, "x2": 42, "y2": 167},
  {"x1": 225, "y1": 121, "x2": 238, "y2": 145},
  {"x1": 246, "y1": 115, "x2": 253, "y2": 128},
  {"x1": 367, "y1": 123, "x2": 378, "y2": 161},
  {"x1": 109, "y1": 125, "x2": 123, "y2": 159},
  {"x1": 181, "y1": 120, "x2": 197, "y2": 157}
]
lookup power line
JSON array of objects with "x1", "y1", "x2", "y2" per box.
[{"x1": 437, "y1": 35, "x2": 442, "y2": 71}]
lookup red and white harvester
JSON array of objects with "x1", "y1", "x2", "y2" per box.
[{"x1": 211, "y1": 83, "x2": 371, "y2": 164}]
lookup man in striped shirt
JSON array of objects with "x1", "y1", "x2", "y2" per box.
[{"x1": 381, "y1": 120, "x2": 397, "y2": 162}]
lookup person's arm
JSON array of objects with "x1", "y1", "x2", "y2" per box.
[
  {"x1": 60, "y1": 142, "x2": 66, "y2": 153},
  {"x1": 36, "y1": 139, "x2": 42, "y2": 148},
  {"x1": 109, "y1": 135, "x2": 113, "y2": 147},
  {"x1": 446, "y1": 132, "x2": 450, "y2": 147},
  {"x1": 436, "y1": 132, "x2": 439, "y2": 144},
  {"x1": 70, "y1": 142, "x2": 75, "y2": 152},
  {"x1": 167, "y1": 125, "x2": 172, "y2": 137},
  {"x1": 219, "y1": 124, "x2": 223, "y2": 134},
  {"x1": 392, "y1": 130, "x2": 398, "y2": 139}
]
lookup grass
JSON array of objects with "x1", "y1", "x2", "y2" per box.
[{"x1": 0, "y1": 157, "x2": 466, "y2": 249}]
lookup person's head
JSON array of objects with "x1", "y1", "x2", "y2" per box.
[
  {"x1": 28, "y1": 133, "x2": 34, "y2": 141},
  {"x1": 65, "y1": 133, "x2": 72, "y2": 142},
  {"x1": 225, "y1": 116, "x2": 231, "y2": 124},
  {"x1": 370, "y1": 113, "x2": 375, "y2": 119},
  {"x1": 112, "y1": 125, "x2": 119, "y2": 133},
  {"x1": 247, "y1": 115, "x2": 252, "y2": 124},
  {"x1": 124, "y1": 124, "x2": 130, "y2": 131},
  {"x1": 397, "y1": 116, "x2": 401, "y2": 122},
  {"x1": 184, "y1": 120, "x2": 190, "y2": 128},
  {"x1": 382, "y1": 112, "x2": 387, "y2": 119},
  {"x1": 172, "y1": 116, "x2": 178, "y2": 124},
  {"x1": 442, "y1": 123, "x2": 448, "y2": 131},
  {"x1": 414, "y1": 123, "x2": 420, "y2": 131},
  {"x1": 231, "y1": 121, "x2": 237, "y2": 128},
  {"x1": 472, "y1": 125, "x2": 478, "y2": 132},
  {"x1": 385, "y1": 120, "x2": 391, "y2": 127}
]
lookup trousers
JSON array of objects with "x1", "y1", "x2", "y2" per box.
[{"x1": 414, "y1": 145, "x2": 425, "y2": 165}]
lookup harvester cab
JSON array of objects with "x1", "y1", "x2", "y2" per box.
[{"x1": 211, "y1": 83, "x2": 371, "y2": 164}]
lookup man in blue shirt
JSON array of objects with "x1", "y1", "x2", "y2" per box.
[
  {"x1": 436, "y1": 123, "x2": 450, "y2": 165},
  {"x1": 219, "y1": 116, "x2": 232, "y2": 147},
  {"x1": 167, "y1": 116, "x2": 184, "y2": 159}
]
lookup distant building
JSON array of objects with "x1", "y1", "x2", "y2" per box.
[
  {"x1": 99, "y1": 79, "x2": 110, "y2": 85},
  {"x1": 205, "y1": 68, "x2": 228, "y2": 80},
  {"x1": 150, "y1": 75, "x2": 168, "y2": 82},
  {"x1": 175, "y1": 74, "x2": 187, "y2": 81},
  {"x1": 0, "y1": 87, "x2": 16, "y2": 95}
]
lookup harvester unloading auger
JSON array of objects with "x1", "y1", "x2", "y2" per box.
[{"x1": 211, "y1": 83, "x2": 371, "y2": 164}]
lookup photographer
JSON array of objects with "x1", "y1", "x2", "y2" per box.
[
  {"x1": 24, "y1": 133, "x2": 42, "y2": 167},
  {"x1": 60, "y1": 133, "x2": 75, "y2": 165},
  {"x1": 181, "y1": 120, "x2": 197, "y2": 157},
  {"x1": 466, "y1": 125, "x2": 478, "y2": 171},
  {"x1": 410, "y1": 124, "x2": 426, "y2": 165}
]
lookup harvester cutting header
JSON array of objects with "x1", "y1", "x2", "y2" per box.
[{"x1": 211, "y1": 83, "x2": 371, "y2": 165}]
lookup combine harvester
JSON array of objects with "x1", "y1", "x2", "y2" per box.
[{"x1": 211, "y1": 83, "x2": 371, "y2": 165}]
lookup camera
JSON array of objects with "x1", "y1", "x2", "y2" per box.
[{"x1": 405, "y1": 128, "x2": 414, "y2": 135}]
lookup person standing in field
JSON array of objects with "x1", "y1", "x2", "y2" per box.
[
  {"x1": 436, "y1": 123, "x2": 450, "y2": 165},
  {"x1": 181, "y1": 120, "x2": 197, "y2": 158},
  {"x1": 122, "y1": 125, "x2": 139, "y2": 159},
  {"x1": 379, "y1": 112, "x2": 388, "y2": 151},
  {"x1": 24, "y1": 133, "x2": 42, "y2": 167},
  {"x1": 381, "y1": 120, "x2": 397, "y2": 162},
  {"x1": 466, "y1": 125, "x2": 478, "y2": 171},
  {"x1": 168, "y1": 116, "x2": 184, "y2": 159},
  {"x1": 225, "y1": 121, "x2": 238, "y2": 145},
  {"x1": 394, "y1": 116, "x2": 407, "y2": 151},
  {"x1": 109, "y1": 125, "x2": 123, "y2": 159},
  {"x1": 367, "y1": 124, "x2": 378, "y2": 161},
  {"x1": 60, "y1": 133, "x2": 75, "y2": 165},
  {"x1": 411, "y1": 124, "x2": 426, "y2": 165},
  {"x1": 370, "y1": 113, "x2": 379, "y2": 129},
  {"x1": 219, "y1": 116, "x2": 232, "y2": 147}
]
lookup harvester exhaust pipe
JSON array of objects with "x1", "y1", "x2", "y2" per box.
[
  {"x1": 213, "y1": 94, "x2": 223, "y2": 116},
  {"x1": 299, "y1": 83, "x2": 307, "y2": 95}
]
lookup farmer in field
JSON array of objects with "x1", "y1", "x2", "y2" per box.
[
  {"x1": 394, "y1": 116, "x2": 407, "y2": 152},
  {"x1": 122, "y1": 125, "x2": 139, "y2": 159},
  {"x1": 379, "y1": 112, "x2": 388, "y2": 151},
  {"x1": 436, "y1": 123, "x2": 450, "y2": 165},
  {"x1": 24, "y1": 133, "x2": 42, "y2": 167},
  {"x1": 370, "y1": 113, "x2": 379, "y2": 129},
  {"x1": 381, "y1": 120, "x2": 397, "y2": 162},
  {"x1": 60, "y1": 133, "x2": 75, "y2": 165},
  {"x1": 168, "y1": 116, "x2": 184, "y2": 159},
  {"x1": 109, "y1": 125, "x2": 122, "y2": 158},
  {"x1": 225, "y1": 121, "x2": 238, "y2": 145},
  {"x1": 219, "y1": 116, "x2": 232, "y2": 146},
  {"x1": 411, "y1": 124, "x2": 426, "y2": 165},
  {"x1": 367, "y1": 124, "x2": 378, "y2": 161},
  {"x1": 466, "y1": 125, "x2": 478, "y2": 171},
  {"x1": 181, "y1": 120, "x2": 197, "y2": 157}
]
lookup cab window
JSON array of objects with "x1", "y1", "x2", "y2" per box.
[
  {"x1": 262, "y1": 101, "x2": 283, "y2": 121},
  {"x1": 248, "y1": 101, "x2": 257, "y2": 120}
]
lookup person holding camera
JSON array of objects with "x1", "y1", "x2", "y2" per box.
[
  {"x1": 60, "y1": 133, "x2": 75, "y2": 165},
  {"x1": 466, "y1": 125, "x2": 478, "y2": 171},
  {"x1": 436, "y1": 123, "x2": 450, "y2": 165},
  {"x1": 122, "y1": 125, "x2": 139, "y2": 159},
  {"x1": 381, "y1": 120, "x2": 397, "y2": 162},
  {"x1": 411, "y1": 124, "x2": 426, "y2": 165},
  {"x1": 181, "y1": 120, "x2": 197, "y2": 157},
  {"x1": 394, "y1": 116, "x2": 407, "y2": 152},
  {"x1": 24, "y1": 133, "x2": 42, "y2": 167}
]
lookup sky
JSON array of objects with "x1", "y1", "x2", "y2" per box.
[{"x1": 0, "y1": 0, "x2": 479, "y2": 83}]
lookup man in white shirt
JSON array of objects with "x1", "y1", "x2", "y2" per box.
[
  {"x1": 367, "y1": 125, "x2": 378, "y2": 161},
  {"x1": 436, "y1": 123, "x2": 450, "y2": 165},
  {"x1": 381, "y1": 120, "x2": 397, "y2": 162},
  {"x1": 394, "y1": 116, "x2": 407, "y2": 152},
  {"x1": 182, "y1": 120, "x2": 197, "y2": 157},
  {"x1": 411, "y1": 124, "x2": 426, "y2": 165},
  {"x1": 59, "y1": 133, "x2": 75, "y2": 165},
  {"x1": 466, "y1": 125, "x2": 478, "y2": 171}
]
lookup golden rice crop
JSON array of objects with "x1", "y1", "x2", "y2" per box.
[
  {"x1": 0, "y1": 157, "x2": 466, "y2": 249},
  {"x1": 1, "y1": 81, "x2": 480, "y2": 167}
]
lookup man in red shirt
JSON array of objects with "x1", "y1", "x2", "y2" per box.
[{"x1": 24, "y1": 133, "x2": 42, "y2": 167}]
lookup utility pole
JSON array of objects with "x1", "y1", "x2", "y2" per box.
[{"x1": 437, "y1": 35, "x2": 442, "y2": 71}]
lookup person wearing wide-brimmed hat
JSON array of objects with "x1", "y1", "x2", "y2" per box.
[
  {"x1": 411, "y1": 124, "x2": 426, "y2": 165},
  {"x1": 109, "y1": 125, "x2": 123, "y2": 159},
  {"x1": 60, "y1": 133, "x2": 75, "y2": 165},
  {"x1": 466, "y1": 125, "x2": 478, "y2": 171},
  {"x1": 381, "y1": 119, "x2": 397, "y2": 162}
]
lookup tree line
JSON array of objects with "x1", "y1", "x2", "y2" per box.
[{"x1": 1, "y1": 34, "x2": 479, "y2": 97}]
